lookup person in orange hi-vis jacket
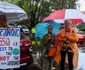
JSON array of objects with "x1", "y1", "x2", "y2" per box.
[{"x1": 55, "y1": 19, "x2": 79, "y2": 70}]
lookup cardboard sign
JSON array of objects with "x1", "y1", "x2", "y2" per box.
[{"x1": 0, "y1": 28, "x2": 20, "y2": 69}]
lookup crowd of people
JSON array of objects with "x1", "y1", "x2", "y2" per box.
[
  {"x1": 0, "y1": 14, "x2": 79, "y2": 70},
  {"x1": 41, "y1": 19, "x2": 79, "y2": 70}
]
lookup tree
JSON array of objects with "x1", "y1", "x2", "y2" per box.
[
  {"x1": 0, "y1": 0, "x2": 77, "y2": 28},
  {"x1": 16, "y1": 0, "x2": 53, "y2": 28},
  {"x1": 16, "y1": 0, "x2": 77, "y2": 28},
  {"x1": 0, "y1": 0, "x2": 19, "y2": 4},
  {"x1": 49, "y1": 0, "x2": 77, "y2": 10}
]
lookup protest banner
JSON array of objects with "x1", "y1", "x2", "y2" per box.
[{"x1": 0, "y1": 28, "x2": 20, "y2": 69}]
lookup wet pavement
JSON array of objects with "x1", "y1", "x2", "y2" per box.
[
  {"x1": 13, "y1": 47, "x2": 85, "y2": 70},
  {"x1": 78, "y1": 47, "x2": 85, "y2": 70}
]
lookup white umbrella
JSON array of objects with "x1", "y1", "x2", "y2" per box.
[
  {"x1": 0, "y1": 2, "x2": 28, "y2": 22},
  {"x1": 43, "y1": 9, "x2": 85, "y2": 23}
]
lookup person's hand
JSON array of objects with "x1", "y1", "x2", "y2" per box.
[
  {"x1": 62, "y1": 37, "x2": 67, "y2": 41},
  {"x1": 48, "y1": 36, "x2": 51, "y2": 40},
  {"x1": 64, "y1": 33, "x2": 69, "y2": 38},
  {"x1": 6, "y1": 26, "x2": 10, "y2": 29},
  {"x1": 47, "y1": 34, "x2": 51, "y2": 40}
]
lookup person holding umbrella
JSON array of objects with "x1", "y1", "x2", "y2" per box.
[
  {"x1": 0, "y1": 14, "x2": 7, "y2": 27},
  {"x1": 41, "y1": 25, "x2": 57, "y2": 70},
  {"x1": 55, "y1": 19, "x2": 79, "y2": 70}
]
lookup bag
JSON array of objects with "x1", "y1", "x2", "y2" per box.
[{"x1": 48, "y1": 45, "x2": 56, "y2": 57}]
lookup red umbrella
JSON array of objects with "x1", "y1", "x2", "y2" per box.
[{"x1": 43, "y1": 9, "x2": 85, "y2": 23}]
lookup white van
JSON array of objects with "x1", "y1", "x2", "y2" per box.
[{"x1": 17, "y1": 25, "x2": 30, "y2": 34}]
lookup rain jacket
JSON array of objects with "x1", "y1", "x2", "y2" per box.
[
  {"x1": 55, "y1": 26, "x2": 79, "y2": 68},
  {"x1": 41, "y1": 33, "x2": 56, "y2": 55},
  {"x1": 31, "y1": 27, "x2": 36, "y2": 33}
]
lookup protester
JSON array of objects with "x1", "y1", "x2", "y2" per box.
[
  {"x1": 31, "y1": 26, "x2": 36, "y2": 37},
  {"x1": 55, "y1": 19, "x2": 79, "y2": 70},
  {"x1": 0, "y1": 15, "x2": 7, "y2": 27},
  {"x1": 41, "y1": 25, "x2": 57, "y2": 70}
]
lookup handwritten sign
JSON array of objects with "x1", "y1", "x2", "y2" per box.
[{"x1": 0, "y1": 28, "x2": 20, "y2": 69}]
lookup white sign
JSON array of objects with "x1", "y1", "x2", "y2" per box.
[{"x1": 0, "y1": 28, "x2": 20, "y2": 69}]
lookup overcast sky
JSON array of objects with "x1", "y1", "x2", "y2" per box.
[{"x1": 76, "y1": 0, "x2": 85, "y2": 11}]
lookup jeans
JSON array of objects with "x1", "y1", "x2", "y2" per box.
[
  {"x1": 60, "y1": 50, "x2": 74, "y2": 70},
  {"x1": 48, "y1": 57, "x2": 54, "y2": 70},
  {"x1": 42, "y1": 56, "x2": 54, "y2": 70}
]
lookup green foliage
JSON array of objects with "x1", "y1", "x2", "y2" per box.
[
  {"x1": 0, "y1": 0, "x2": 19, "y2": 4},
  {"x1": 0, "y1": 0, "x2": 77, "y2": 28},
  {"x1": 16, "y1": 0, "x2": 77, "y2": 28},
  {"x1": 49, "y1": 0, "x2": 77, "y2": 10}
]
